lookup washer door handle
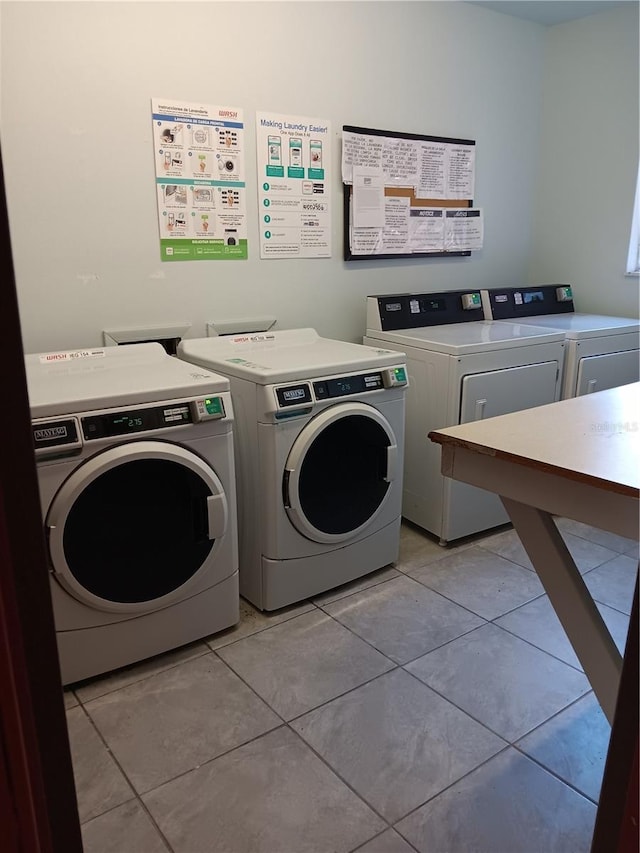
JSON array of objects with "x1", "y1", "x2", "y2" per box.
[
  {"x1": 385, "y1": 443, "x2": 398, "y2": 483},
  {"x1": 206, "y1": 493, "x2": 227, "y2": 540}
]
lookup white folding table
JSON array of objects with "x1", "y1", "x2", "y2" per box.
[{"x1": 429, "y1": 383, "x2": 639, "y2": 724}]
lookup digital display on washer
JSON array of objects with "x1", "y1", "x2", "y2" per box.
[
  {"x1": 276, "y1": 384, "x2": 312, "y2": 408},
  {"x1": 523, "y1": 290, "x2": 545, "y2": 304},
  {"x1": 422, "y1": 298, "x2": 446, "y2": 312},
  {"x1": 314, "y1": 373, "x2": 383, "y2": 399},
  {"x1": 82, "y1": 404, "x2": 192, "y2": 439}
]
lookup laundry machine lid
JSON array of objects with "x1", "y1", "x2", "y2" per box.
[
  {"x1": 178, "y1": 328, "x2": 402, "y2": 384},
  {"x1": 365, "y1": 320, "x2": 565, "y2": 355},
  {"x1": 25, "y1": 343, "x2": 230, "y2": 418},
  {"x1": 494, "y1": 313, "x2": 640, "y2": 340}
]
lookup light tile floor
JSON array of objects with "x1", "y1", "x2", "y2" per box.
[{"x1": 65, "y1": 519, "x2": 638, "y2": 853}]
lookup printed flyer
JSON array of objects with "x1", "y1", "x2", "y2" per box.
[
  {"x1": 152, "y1": 98, "x2": 247, "y2": 261},
  {"x1": 256, "y1": 111, "x2": 331, "y2": 259}
]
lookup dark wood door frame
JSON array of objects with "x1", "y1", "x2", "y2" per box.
[{"x1": 0, "y1": 148, "x2": 82, "y2": 852}]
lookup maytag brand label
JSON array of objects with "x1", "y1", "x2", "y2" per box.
[
  {"x1": 34, "y1": 425, "x2": 68, "y2": 441},
  {"x1": 32, "y1": 418, "x2": 79, "y2": 449}
]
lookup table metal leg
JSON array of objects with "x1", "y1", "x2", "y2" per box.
[{"x1": 501, "y1": 497, "x2": 623, "y2": 724}]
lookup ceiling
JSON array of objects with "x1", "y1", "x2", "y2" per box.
[{"x1": 468, "y1": 1, "x2": 635, "y2": 26}]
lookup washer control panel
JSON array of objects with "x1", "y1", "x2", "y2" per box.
[
  {"x1": 82, "y1": 403, "x2": 193, "y2": 439},
  {"x1": 32, "y1": 395, "x2": 228, "y2": 459},
  {"x1": 273, "y1": 366, "x2": 407, "y2": 415}
]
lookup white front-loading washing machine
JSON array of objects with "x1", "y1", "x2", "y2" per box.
[
  {"x1": 177, "y1": 329, "x2": 408, "y2": 610},
  {"x1": 364, "y1": 291, "x2": 567, "y2": 544},
  {"x1": 26, "y1": 343, "x2": 239, "y2": 685},
  {"x1": 482, "y1": 285, "x2": 640, "y2": 398}
]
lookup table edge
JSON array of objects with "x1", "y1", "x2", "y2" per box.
[{"x1": 428, "y1": 430, "x2": 640, "y2": 499}]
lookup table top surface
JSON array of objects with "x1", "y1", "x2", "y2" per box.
[{"x1": 429, "y1": 383, "x2": 640, "y2": 497}]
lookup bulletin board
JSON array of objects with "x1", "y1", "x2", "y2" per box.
[{"x1": 342, "y1": 125, "x2": 477, "y2": 261}]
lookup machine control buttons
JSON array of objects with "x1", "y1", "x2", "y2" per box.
[
  {"x1": 461, "y1": 292, "x2": 482, "y2": 310},
  {"x1": 383, "y1": 367, "x2": 408, "y2": 387},
  {"x1": 556, "y1": 286, "x2": 573, "y2": 302},
  {"x1": 163, "y1": 405, "x2": 191, "y2": 423},
  {"x1": 192, "y1": 397, "x2": 225, "y2": 421}
]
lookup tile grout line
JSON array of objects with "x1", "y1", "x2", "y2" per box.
[
  {"x1": 213, "y1": 619, "x2": 401, "y2": 726},
  {"x1": 485, "y1": 621, "x2": 590, "y2": 675},
  {"x1": 399, "y1": 660, "x2": 590, "y2": 753},
  {"x1": 204, "y1": 599, "x2": 320, "y2": 652},
  {"x1": 310, "y1": 567, "x2": 402, "y2": 607},
  {"x1": 71, "y1": 704, "x2": 173, "y2": 852},
  {"x1": 322, "y1": 568, "x2": 491, "y2": 623},
  {"x1": 389, "y1": 742, "x2": 513, "y2": 834},
  {"x1": 400, "y1": 664, "x2": 513, "y2": 746},
  {"x1": 72, "y1": 643, "x2": 211, "y2": 705},
  {"x1": 400, "y1": 558, "x2": 548, "y2": 618},
  {"x1": 318, "y1": 602, "x2": 490, "y2": 668},
  {"x1": 509, "y1": 751, "x2": 601, "y2": 808},
  {"x1": 284, "y1": 726, "x2": 394, "y2": 832}
]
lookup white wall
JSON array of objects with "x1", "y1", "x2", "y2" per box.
[
  {"x1": 530, "y1": 3, "x2": 639, "y2": 317},
  {"x1": 1, "y1": 1, "x2": 546, "y2": 352}
]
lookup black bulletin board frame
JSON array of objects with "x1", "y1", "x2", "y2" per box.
[{"x1": 343, "y1": 125, "x2": 476, "y2": 262}]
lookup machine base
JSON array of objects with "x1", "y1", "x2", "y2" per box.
[
  {"x1": 57, "y1": 571, "x2": 239, "y2": 685},
  {"x1": 256, "y1": 518, "x2": 401, "y2": 611}
]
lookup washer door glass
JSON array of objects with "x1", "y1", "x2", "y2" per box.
[
  {"x1": 284, "y1": 403, "x2": 397, "y2": 544},
  {"x1": 47, "y1": 441, "x2": 228, "y2": 612}
]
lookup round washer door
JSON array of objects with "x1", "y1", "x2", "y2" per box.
[
  {"x1": 46, "y1": 441, "x2": 228, "y2": 614},
  {"x1": 283, "y1": 402, "x2": 398, "y2": 544}
]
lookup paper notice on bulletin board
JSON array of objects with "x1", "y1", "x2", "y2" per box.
[
  {"x1": 343, "y1": 129, "x2": 475, "y2": 199},
  {"x1": 152, "y1": 98, "x2": 247, "y2": 262},
  {"x1": 256, "y1": 111, "x2": 332, "y2": 259},
  {"x1": 444, "y1": 209, "x2": 484, "y2": 250},
  {"x1": 350, "y1": 203, "x2": 483, "y2": 255},
  {"x1": 408, "y1": 208, "x2": 445, "y2": 252}
]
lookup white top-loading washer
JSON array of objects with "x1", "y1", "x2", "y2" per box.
[
  {"x1": 178, "y1": 329, "x2": 408, "y2": 609},
  {"x1": 483, "y1": 285, "x2": 639, "y2": 398},
  {"x1": 365, "y1": 291, "x2": 566, "y2": 544},
  {"x1": 26, "y1": 343, "x2": 239, "y2": 684}
]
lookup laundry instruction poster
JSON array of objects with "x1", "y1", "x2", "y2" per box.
[
  {"x1": 256, "y1": 111, "x2": 331, "y2": 259},
  {"x1": 152, "y1": 98, "x2": 247, "y2": 261}
]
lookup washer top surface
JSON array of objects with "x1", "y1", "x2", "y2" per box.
[
  {"x1": 366, "y1": 320, "x2": 565, "y2": 355},
  {"x1": 26, "y1": 343, "x2": 229, "y2": 418},
  {"x1": 495, "y1": 313, "x2": 640, "y2": 340},
  {"x1": 178, "y1": 328, "x2": 404, "y2": 384}
]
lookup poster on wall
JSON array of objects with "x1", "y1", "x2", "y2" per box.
[
  {"x1": 152, "y1": 98, "x2": 247, "y2": 261},
  {"x1": 256, "y1": 111, "x2": 331, "y2": 259}
]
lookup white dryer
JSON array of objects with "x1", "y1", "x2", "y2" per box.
[
  {"x1": 364, "y1": 291, "x2": 566, "y2": 544},
  {"x1": 26, "y1": 343, "x2": 239, "y2": 685},
  {"x1": 482, "y1": 285, "x2": 640, "y2": 398},
  {"x1": 177, "y1": 329, "x2": 407, "y2": 610}
]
